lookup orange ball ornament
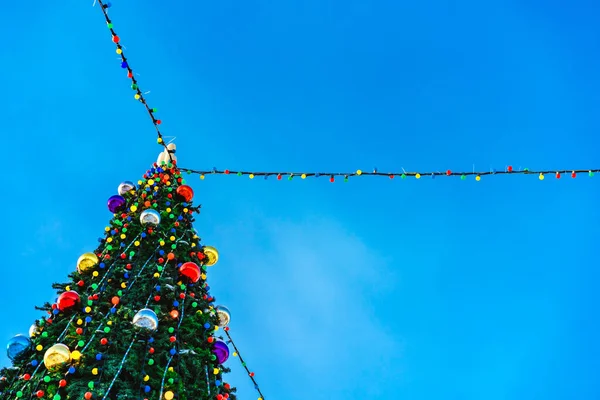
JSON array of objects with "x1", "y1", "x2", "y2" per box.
[
  {"x1": 176, "y1": 185, "x2": 194, "y2": 202},
  {"x1": 111, "y1": 297, "x2": 120, "y2": 306}
]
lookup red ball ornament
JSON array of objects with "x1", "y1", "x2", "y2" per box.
[
  {"x1": 57, "y1": 291, "x2": 81, "y2": 312},
  {"x1": 36, "y1": 390, "x2": 44, "y2": 398},
  {"x1": 179, "y1": 262, "x2": 201, "y2": 283},
  {"x1": 85, "y1": 392, "x2": 93, "y2": 399},
  {"x1": 76, "y1": 328, "x2": 83, "y2": 335},
  {"x1": 249, "y1": 372, "x2": 255, "y2": 377},
  {"x1": 176, "y1": 185, "x2": 194, "y2": 202},
  {"x1": 149, "y1": 347, "x2": 155, "y2": 354},
  {"x1": 507, "y1": 165, "x2": 513, "y2": 172},
  {"x1": 179, "y1": 293, "x2": 186, "y2": 299},
  {"x1": 154, "y1": 295, "x2": 161, "y2": 302},
  {"x1": 77, "y1": 280, "x2": 85, "y2": 287},
  {"x1": 207, "y1": 337, "x2": 214, "y2": 343},
  {"x1": 224, "y1": 383, "x2": 230, "y2": 390},
  {"x1": 446, "y1": 170, "x2": 452, "y2": 176},
  {"x1": 112, "y1": 35, "x2": 120, "y2": 43},
  {"x1": 59, "y1": 379, "x2": 67, "y2": 387},
  {"x1": 23, "y1": 374, "x2": 31, "y2": 381},
  {"x1": 217, "y1": 395, "x2": 224, "y2": 400},
  {"x1": 169, "y1": 336, "x2": 176, "y2": 343},
  {"x1": 100, "y1": 338, "x2": 108, "y2": 345}
]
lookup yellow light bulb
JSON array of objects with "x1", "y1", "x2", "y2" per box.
[
  {"x1": 134, "y1": 94, "x2": 141, "y2": 100},
  {"x1": 539, "y1": 173, "x2": 545, "y2": 180},
  {"x1": 191, "y1": 243, "x2": 196, "y2": 247},
  {"x1": 116, "y1": 48, "x2": 122, "y2": 55},
  {"x1": 160, "y1": 241, "x2": 165, "y2": 246},
  {"x1": 166, "y1": 208, "x2": 172, "y2": 213},
  {"x1": 356, "y1": 169, "x2": 362, "y2": 175},
  {"x1": 213, "y1": 368, "x2": 219, "y2": 375},
  {"x1": 105, "y1": 227, "x2": 110, "y2": 232},
  {"x1": 107, "y1": 237, "x2": 113, "y2": 243},
  {"x1": 148, "y1": 179, "x2": 154, "y2": 185},
  {"x1": 200, "y1": 174, "x2": 205, "y2": 180},
  {"x1": 157, "y1": 137, "x2": 163, "y2": 144},
  {"x1": 121, "y1": 282, "x2": 127, "y2": 289},
  {"x1": 415, "y1": 173, "x2": 421, "y2": 179},
  {"x1": 107, "y1": 321, "x2": 113, "y2": 326},
  {"x1": 120, "y1": 234, "x2": 126, "y2": 240},
  {"x1": 71, "y1": 351, "x2": 81, "y2": 361},
  {"x1": 249, "y1": 174, "x2": 255, "y2": 179},
  {"x1": 233, "y1": 352, "x2": 238, "y2": 357},
  {"x1": 475, "y1": 175, "x2": 481, "y2": 181},
  {"x1": 36, "y1": 345, "x2": 43, "y2": 351},
  {"x1": 77, "y1": 319, "x2": 83, "y2": 325},
  {"x1": 85, "y1": 307, "x2": 91, "y2": 313},
  {"x1": 144, "y1": 375, "x2": 150, "y2": 382},
  {"x1": 154, "y1": 273, "x2": 160, "y2": 278},
  {"x1": 170, "y1": 236, "x2": 176, "y2": 241},
  {"x1": 134, "y1": 241, "x2": 140, "y2": 246},
  {"x1": 65, "y1": 286, "x2": 71, "y2": 291},
  {"x1": 92, "y1": 271, "x2": 99, "y2": 277}
]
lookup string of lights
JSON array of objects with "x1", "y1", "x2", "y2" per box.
[
  {"x1": 180, "y1": 166, "x2": 600, "y2": 182},
  {"x1": 96, "y1": 0, "x2": 172, "y2": 161},
  {"x1": 223, "y1": 328, "x2": 266, "y2": 400}
]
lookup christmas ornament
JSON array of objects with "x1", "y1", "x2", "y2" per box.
[
  {"x1": 6, "y1": 335, "x2": 30, "y2": 360},
  {"x1": 29, "y1": 324, "x2": 41, "y2": 338},
  {"x1": 77, "y1": 252, "x2": 99, "y2": 274},
  {"x1": 140, "y1": 209, "x2": 161, "y2": 226},
  {"x1": 57, "y1": 291, "x2": 81, "y2": 312},
  {"x1": 118, "y1": 181, "x2": 136, "y2": 195},
  {"x1": 216, "y1": 306, "x2": 231, "y2": 327},
  {"x1": 132, "y1": 309, "x2": 159, "y2": 332},
  {"x1": 212, "y1": 340, "x2": 230, "y2": 364},
  {"x1": 44, "y1": 344, "x2": 71, "y2": 371},
  {"x1": 107, "y1": 195, "x2": 127, "y2": 213},
  {"x1": 176, "y1": 185, "x2": 194, "y2": 202},
  {"x1": 179, "y1": 262, "x2": 201, "y2": 283},
  {"x1": 202, "y1": 246, "x2": 219, "y2": 266}
]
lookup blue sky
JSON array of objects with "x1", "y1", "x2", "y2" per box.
[{"x1": 2, "y1": 0, "x2": 600, "y2": 398}]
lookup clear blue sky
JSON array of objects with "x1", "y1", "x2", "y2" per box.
[{"x1": 2, "y1": 0, "x2": 600, "y2": 399}]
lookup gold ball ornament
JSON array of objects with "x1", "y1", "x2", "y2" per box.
[
  {"x1": 77, "y1": 252, "x2": 99, "y2": 274},
  {"x1": 44, "y1": 344, "x2": 71, "y2": 371},
  {"x1": 202, "y1": 246, "x2": 219, "y2": 266}
]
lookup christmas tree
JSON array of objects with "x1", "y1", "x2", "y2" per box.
[{"x1": 0, "y1": 146, "x2": 237, "y2": 400}]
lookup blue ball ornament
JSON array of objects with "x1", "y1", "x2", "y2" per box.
[{"x1": 7, "y1": 334, "x2": 30, "y2": 360}]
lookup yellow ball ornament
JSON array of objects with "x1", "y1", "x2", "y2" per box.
[
  {"x1": 77, "y1": 252, "x2": 99, "y2": 274},
  {"x1": 92, "y1": 368, "x2": 99, "y2": 375},
  {"x1": 36, "y1": 345, "x2": 43, "y2": 351},
  {"x1": 164, "y1": 391, "x2": 174, "y2": 400},
  {"x1": 130, "y1": 205, "x2": 138, "y2": 212},
  {"x1": 202, "y1": 246, "x2": 219, "y2": 266},
  {"x1": 44, "y1": 344, "x2": 71, "y2": 371}
]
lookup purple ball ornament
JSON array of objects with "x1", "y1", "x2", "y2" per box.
[
  {"x1": 212, "y1": 339, "x2": 230, "y2": 364},
  {"x1": 107, "y1": 195, "x2": 126, "y2": 213}
]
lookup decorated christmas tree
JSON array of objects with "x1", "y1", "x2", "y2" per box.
[{"x1": 0, "y1": 146, "x2": 237, "y2": 400}]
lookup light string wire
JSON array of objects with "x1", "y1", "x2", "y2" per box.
[
  {"x1": 92, "y1": 2, "x2": 600, "y2": 184},
  {"x1": 95, "y1": 0, "x2": 173, "y2": 163},
  {"x1": 223, "y1": 329, "x2": 265, "y2": 400},
  {"x1": 181, "y1": 167, "x2": 600, "y2": 182},
  {"x1": 101, "y1": 334, "x2": 139, "y2": 400}
]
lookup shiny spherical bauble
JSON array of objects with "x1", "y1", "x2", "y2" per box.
[
  {"x1": 44, "y1": 344, "x2": 71, "y2": 371},
  {"x1": 201, "y1": 246, "x2": 219, "y2": 266},
  {"x1": 179, "y1": 262, "x2": 201, "y2": 283},
  {"x1": 29, "y1": 324, "x2": 41, "y2": 338},
  {"x1": 77, "y1": 252, "x2": 99, "y2": 274},
  {"x1": 212, "y1": 339, "x2": 230, "y2": 364},
  {"x1": 215, "y1": 306, "x2": 231, "y2": 327},
  {"x1": 57, "y1": 291, "x2": 81, "y2": 312},
  {"x1": 140, "y1": 209, "x2": 161, "y2": 226},
  {"x1": 176, "y1": 185, "x2": 194, "y2": 202},
  {"x1": 7, "y1": 335, "x2": 30, "y2": 360},
  {"x1": 132, "y1": 309, "x2": 159, "y2": 332},
  {"x1": 107, "y1": 195, "x2": 127, "y2": 213},
  {"x1": 118, "y1": 181, "x2": 136, "y2": 195}
]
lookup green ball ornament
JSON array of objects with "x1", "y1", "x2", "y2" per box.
[
  {"x1": 54, "y1": 395, "x2": 61, "y2": 400},
  {"x1": 104, "y1": 327, "x2": 111, "y2": 333},
  {"x1": 148, "y1": 359, "x2": 154, "y2": 365},
  {"x1": 91, "y1": 284, "x2": 98, "y2": 290},
  {"x1": 16, "y1": 391, "x2": 23, "y2": 397},
  {"x1": 192, "y1": 302, "x2": 198, "y2": 308},
  {"x1": 77, "y1": 341, "x2": 85, "y2": 347},
  {"x1": 44, "y1": 376, "x2": 50, "y2": 383},
  {"x1": 88, "y1": 382, "x2": 94, "y2": 389},
  {"x1": 42, "y1": 332, "x2": 48, "y2": 338}
]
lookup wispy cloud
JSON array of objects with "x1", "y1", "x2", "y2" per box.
[{"x1": 218, "y1": 215, "x2": 404, "y2": 397}]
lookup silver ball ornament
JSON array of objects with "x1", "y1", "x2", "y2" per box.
[
  {"x1": 216, "y1": 305, "x2": 231, "y2": 327},
  {"x1": 118, "y1": 181, "x2": 136, "y2": 195},
  {"x1": 140, "y1": 209, "x2": 161, "y2": 226},
  {"x1": 132, "y1": 309, "x2": 159, "y2": 332}
]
